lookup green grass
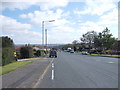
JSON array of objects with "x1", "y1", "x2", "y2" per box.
[
  {"x1": 77, "y1": 52, "x2": 82, "y2": 54},
  {"x1": 0, "y1": 61, "x2": 34, "y2": 75},
  {"x1": 91, "y1": 54, "x2": 120, "y2": 58}
]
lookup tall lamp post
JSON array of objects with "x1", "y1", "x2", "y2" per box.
[
  {"x1": 42, "y1": 20, "x2": 55, "y2": 46},
  {"x1": 45, "y1": 29, "x2": 47, "y2": 51}
]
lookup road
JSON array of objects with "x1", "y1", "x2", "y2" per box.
[{"x1": 36, "y1": 51, "x2": 118, "y2": 88}]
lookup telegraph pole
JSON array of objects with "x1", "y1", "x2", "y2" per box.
[
  {"x1": 45, "y1": 29, "x2": 47, "y2": 51},
  {"x1": 42, "y1": 21, "x2": 44, "y2": 46},
  {"x1": 42, "y1": 20, "x2": 55, "y2": 47}
]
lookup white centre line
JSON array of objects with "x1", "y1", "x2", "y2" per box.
[
  {"x1": 52, "y1": 69, "x2": 54, "y2": 80},
  {"x1": 108, "y1": 62, "x2": 114, "y2": 63},
  {"x1": 52, "y1": 63, "x2": 54, "y2": 68}
]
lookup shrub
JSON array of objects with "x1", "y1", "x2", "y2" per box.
[
  {"x1": 89, "y1": 49, "x2": 96, "y2": 54},
  {"x1": 16, "y1": 52, "x2": 21, "y2": 59},
  {"x1": 34, "y1": 50, "x2": 41, "y2": 57},
  {"x1": 20, "y1": 46, "x2": 33, "y2": 59}
]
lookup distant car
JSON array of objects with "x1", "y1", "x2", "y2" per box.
[
  {"x1": 67, "y1": 49, "x2": 70, "y2": 52},
  {"x1": 64, "y1": 50, "x2": 67, "y2": 52},
  {"x1": 70, "y1": 49, "x2": 74, "y2": 53},
  {"x1": 49, "y1": 50, "x2": 57, "y2": 58},
  {"x1": 82, "y1": 51, "x2": 88, "y2": 55}
]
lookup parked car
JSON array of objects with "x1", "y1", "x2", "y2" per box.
[
  {"x1": 49, "y1": 50, "x2": 57, "y2": 58},
  {"x1": 70, "y1": 49, "x2": 74, "y2": 53},
  {"x1": 82, "y1": 51, "x2": 88, "y2": 55}
]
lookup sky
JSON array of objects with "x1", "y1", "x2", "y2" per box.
[{"x1": 0, "y1": 0, "x2": 119, "y2": 44}]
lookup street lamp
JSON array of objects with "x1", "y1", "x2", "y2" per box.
[
  {"x1": 42, "y1": 20, "x2": 55, "y2": 46},
  {"x1": 45, "y1": 29, "x2": 47, "y2": 51}
]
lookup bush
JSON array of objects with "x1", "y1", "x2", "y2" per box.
[
  {"x1": 20, "y1": 46, "x2": 33, "y2": 59},
  {"x1": 117, "y1": 51, "x2": 120, "y2": 55},
  {"x1": 34, "y1": 50, "x2": 41, "y2": 57},
  {"x1": 46, "y1": 50, "x2": 49, "y2": 54},
  {"x1": 89, "y1": 49, "x2": 96, "y2": 54},
  {"x1": 16, "y1": 52, "x2": 21, "y2": 59},
  {"x1": 104, "y1": 50, "x2": 112, "y2": 54},
  {"x1": 89, "y1": 49, "x2": 103, "y2": 54}
]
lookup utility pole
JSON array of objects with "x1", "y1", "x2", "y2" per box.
[
  {"x1": 45, "y1": 29, "x2": 47, "y2": 51},
  {"x1": 42, "y1": 21, "x2": 44, "y2": 46},
  {"x1": 41, "y1": 20, "x2": 55, "y2": 47}
]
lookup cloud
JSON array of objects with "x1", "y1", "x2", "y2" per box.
[
  {"x1": 47, "y1": 26, "x2": 79, "y2": 44},
  {"x1": 1, "y1": 0, "x2": 118, "y2": 44},
  {"x1": 1, "y1": 15, "x2": 42, "y2": 44},
  {"x1": 20, "y1": 9, "x2": 70, "y2": 26},
  {"x1": 74, "y1": 0, "x2": 118, "y2": 16},
  {"x1": 0, "y1": 2, "x2": 35, "y2": 11},
  {"x1": 78, "y1": 21, "x2": 104, "y2": 34},
  {"x1": 1, "y1": 0, "x2": 69, "y2": 11},
  {"x1": 19, "y1": 8, "x2": 76, "y2": 44},
  {"x1": 1, "y1": 15, "x2": 31, "y2": 32},
  {"x1": 98, "y1": 8, "x2": 118, "y2": 25}
]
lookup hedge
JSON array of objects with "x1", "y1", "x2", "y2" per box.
[
  {"x1": 2, "y1": 47, "x2": 15, "y2": 66},
  {"x1": 20, "y1": 46, "x2": 33, "y2": 59}
]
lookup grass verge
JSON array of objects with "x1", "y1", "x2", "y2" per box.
[
  {"x1": 91, "y1": 54, "x2": 120, "y2": 58},
  {"x1": 0, "y1": 61, "x2": 34, "y2": 75}
]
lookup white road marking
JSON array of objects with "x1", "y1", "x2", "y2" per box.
[
  {"x1": 108, "y1": 62, "x2": 114, "y2": 63},
  {"x1": 52, "y1": 69, "x2": 54, "y2": 80},
  {"x1": 52, "y1": 63, "x2": 54, "y2": 68}
]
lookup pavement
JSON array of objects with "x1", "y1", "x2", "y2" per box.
[{"x1": 2, "y1": 57, "x2": 54, "y2": 88}]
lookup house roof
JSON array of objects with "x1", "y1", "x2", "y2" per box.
[
  {"x1": 15, "y1": 47, "x2": 21, "y2": 51},
  {"x1": 33, "y1": 46, "x2": 44, "y2": 49}
]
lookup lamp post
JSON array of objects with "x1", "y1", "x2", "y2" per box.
[
  {"x1": 42, "y1": 20, "x2": 55, "y2": 46},
  {"x1": 45, "y1": 29, "x2": 47, "y2": 51},
  {"x1": 42, "y1": 21, "x2": 44, "y2": 46}
]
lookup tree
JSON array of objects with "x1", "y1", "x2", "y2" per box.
[
  {"x1": 2, "y1": 36, "x2": 15, "y2": 66},
  {"x1": 2, "y1": 36, "x2": 14, "y2": 48},
  {"x1": 101, "y1": 27, "x2": 116, "y2": 50},
  {"x1": 72, "y1": 40, "x2": 79, "y2": 45},
  {"x1": 80, "y1": 31, "x2": 97, "y2": 51},
  {"x1": 94, "y1": 32, "x2": 102, "y2": 49},
  {"x1": 112, "y1": 40, "x2": 120, "y2": 51},
  {"x1": 94, "y1": 27, "x2": 116, "y2": 50}
]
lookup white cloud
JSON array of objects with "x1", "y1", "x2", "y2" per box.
[
  {"x1": 78, "y1": 21, "x2": 104, "y2": 33},
  {"x1": 74, "y1": 0, "x2": 117, "y2": 16},
  {"x1": 1, "y1": 15, "x2": 31, "y2": 32},
  {"x1": 1, "y1": 0, "x2": 69, "y2": 11},
  {"x1": 20, "y1": 9, "x2": 70, "y2": 27},
  {"x1": 98, "y1": 8, "x2": 118, "y2": 25},
  {"x1": 47, "y1": 26, "x2": 79, "y2": 44},
  {"x1": 0, "y1": 2, "x2": 35, "y2": 11},
  {"x1": 1, "y1": 15, "x2": 42, "y2": 44},
  {"x1": 19, "y1": 8, "x2": 76, "y2": 44},
  {"x1": 1, "y1": 0, "x2": 118, "y2": 44}
]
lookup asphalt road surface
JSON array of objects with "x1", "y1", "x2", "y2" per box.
[{"x1": 36, "y1": 51, "x2": 118, "y2": 88}]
